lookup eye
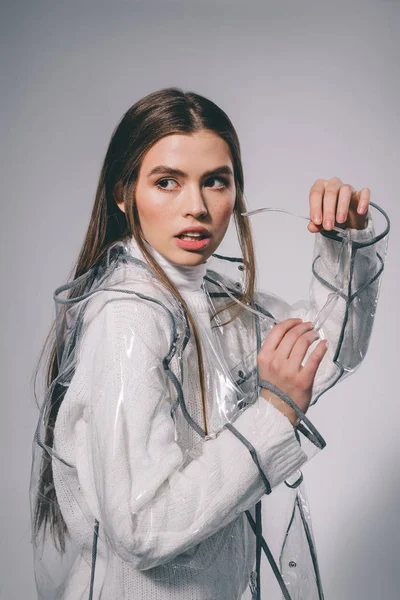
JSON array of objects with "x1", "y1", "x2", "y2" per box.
[
  {"x1": 155, "y1": 176, "x2": 230, "y2": 193},
  {"x1": 205, "y1": 176, "x2": 229, "y2": 190},
  {"x1": 156, "y1": 178, "x2": 179, "y2": 191}
]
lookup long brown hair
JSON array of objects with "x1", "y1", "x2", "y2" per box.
[{"x1": 32, "y1": 87, "x2": 257, "y2": 552}]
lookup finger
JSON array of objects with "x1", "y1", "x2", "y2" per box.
[
  {"x1": 262, "y1": 318, "x2": 303, "y2": 352},
  {"x1": 336, "y1": 184, "x2": 353, "y2": 224},
  {"x1": 346, "y1": 189, "x2": 370, "y2": 229},
  {"x1": 302, "y1": 339, "x2": 329, "y2": 381},
  {"x1": 287, "y1": 328, "x2": 321, "y2": 368},
  {"x1": 322, "y1": 177, "x2": 342, "y2": 230},
  {"x1": 309, "y1": 179, "x2": 325, "y2": 226},
  {"x1": 356, "y1": 187, "x2": 371, "y2": 215},
  {"x1": 307, "y1": 221, "x2": 322, "y2": 233},
  {"x1": 275, "y1": 321, "x2": 315, "y2": 361}
]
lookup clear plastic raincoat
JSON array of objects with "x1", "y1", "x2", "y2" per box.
[{"x1": 30, "y1": 201, "x2": 390, "y2": 600}]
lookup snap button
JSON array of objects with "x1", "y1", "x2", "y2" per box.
[{"x1": 289, "y1": 561, "x2": 297, "y2": 568}]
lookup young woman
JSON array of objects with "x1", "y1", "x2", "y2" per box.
[{"x1": 30, "y1": 87, "x2": 387, "y2": 600}]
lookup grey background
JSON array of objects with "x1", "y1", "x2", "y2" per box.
[{"x1": 1, "y1": 1, "x2": 399, "y2": 598}]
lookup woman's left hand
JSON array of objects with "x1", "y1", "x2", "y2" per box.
[{"x1": 307, "y1": 177, "x2": 370, "y2": 233}]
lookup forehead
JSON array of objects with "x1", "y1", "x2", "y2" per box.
[{"x1": 141, "y1": 131, "x2": 233, "y2": 173}]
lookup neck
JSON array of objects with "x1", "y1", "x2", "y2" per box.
[{"x1": 126, "y1": 237, "x2": 209, "y2": 300}]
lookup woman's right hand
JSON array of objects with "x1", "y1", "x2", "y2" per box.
[{"x1": 257, "y1": 318, "x2": 329, "y2": 426}]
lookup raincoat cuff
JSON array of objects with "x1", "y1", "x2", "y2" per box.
[
  {"x1": 232, "y1": 396, "x2": 308, "y2": 490},
  {"x1": 347, "y1": 209, "x2": 374, "y2": 241},
  {"x1": 320, "y1": 209, "x2": 374, "y2": 244}
]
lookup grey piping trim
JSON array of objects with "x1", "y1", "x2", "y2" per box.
[
  {"x1": 170, "y1": 397, "x2": 180, "y2": 419},
  {"x1": 318, "y1": 200, "x2": 390, "y2": 249},
  {"x1": 211, "y1": 252, "x2": 244, "y2": 263},
  {"x1": 203, "y1": 274, "x2": 242, "y2": 298},
  {"x1": 204, "y1": 276, "x2": 278, "y2": 323},
  {"x1": 254, "y1": 308, "x2": 264, "y2": 600},
  {"x1": 259, "y1": 379, "x2": 326, "y2": 450},
  {"x1": 349, "y1": 252, "x2": 384, "y2": 301},
  {"x1": 255, "y1": 500, "x2": 262, "y2": 600},
  {"x1": 295, "y1": 494, "x2": 325, "y2": 599},
  {"x1": 280, "y1": 500, "x2": 296, "y2": 557},
  {"x1": 253, "y1": 303, "x2": 278, "y2": 323},
  {"x1": 223, "y1": 423, "x2": 271, "y2": 495},
  {"x1": 331, "y1": 250, "x2": 356, "y2": 365},
  {"x1": 207, "y1": 291, "x2": 240, "y2": 298},
  {"x1": 254, "y1": 310, "x2": 262, "y2": 392},
  {"x1": 311, "y1": 250, "x2": 384, "y2": 303},
  {"x1": 284, "y1": 470, "x2": 303, "y2": 489},
  {"x1": 246, "y1": 510, "x2": 293, "y2": 600},
  {"x1": 279, "y1": 494, "x2": 325, "y2": 600},
  {"x1": 311, "y1": 256, "x2": 348, "y2": 301},
  {"x1": 88, "y1": 519, "x2": 99, "y2": 600}
]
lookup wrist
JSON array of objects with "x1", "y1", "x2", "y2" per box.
[{"x1": 260, "y1": 388, "x2": 299, "y2": 427}]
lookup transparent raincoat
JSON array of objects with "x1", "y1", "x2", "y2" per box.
[{"x1": 30, "y1": 201, "x2": 390, "y2": 600}]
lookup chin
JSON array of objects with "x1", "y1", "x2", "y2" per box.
[
  {"x1": 150, "y1": 239, "x2": 215, "y2": 266},
  {"x1": 171, "y1": 251, "x2": 209, "y2": 266}
]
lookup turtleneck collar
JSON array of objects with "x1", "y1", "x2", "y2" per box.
[{"x1": 126, "y1": 237, "x2": 209, "y2": 308}]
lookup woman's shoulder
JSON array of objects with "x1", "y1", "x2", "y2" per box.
[
  {"x1": 78, "y1": 257, "x2": 181, "y2": 324},
  {"x1": 57, "y1": 258, "x2": 184, "y2": 370},
  {"x1": 83, "y1": 272, "x2": 177, "y2": 345}
]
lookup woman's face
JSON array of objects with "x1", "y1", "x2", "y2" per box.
[{"x1": 117, "y1": 130, "x2": 237, "y2": 266}]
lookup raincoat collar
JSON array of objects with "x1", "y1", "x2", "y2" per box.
[{"x1": 126, "y1": 235, "x2": 210, "y2": 313}]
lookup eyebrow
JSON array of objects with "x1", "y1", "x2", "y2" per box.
[{"x1": 146, "y1": 164, "x2": 234, "y2": 179}]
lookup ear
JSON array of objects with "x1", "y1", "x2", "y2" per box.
[{"x1": 113, "y1": 181, "x2": 125, "y2": 213}]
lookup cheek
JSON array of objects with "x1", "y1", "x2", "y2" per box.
[
  {"x1": 212, "y1": 201, "x2": 235, "y2": 231},
  {"x1": 135, "y1": 190, "x2": 173, "y2": 226}
]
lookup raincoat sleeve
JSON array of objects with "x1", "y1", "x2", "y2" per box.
[
  {"x1": 71, "y1": 290, "x2": 308, "y2": 570},
  {"x1": 255, "y1": 211, "x2": 381, "y2": 400}
]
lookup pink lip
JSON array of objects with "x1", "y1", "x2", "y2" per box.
[{"x1": 175, "y1": 236, "x2": 211, "y2": 251}]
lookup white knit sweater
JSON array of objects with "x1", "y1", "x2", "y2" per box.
[{"x1": 51, "y1": 240, "x2": 316, "y2": 600}]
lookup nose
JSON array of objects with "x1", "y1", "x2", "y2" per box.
[{"x1": 183, "y1": 185, "x2": 208, "y2": 219}]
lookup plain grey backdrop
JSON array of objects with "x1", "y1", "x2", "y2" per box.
[{"x1": 1, "y1": 1, "x2": 399, "y2": 598}]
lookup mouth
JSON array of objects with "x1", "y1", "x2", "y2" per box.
[
  {"x1": 176, "y1": 233, "x2": 210, "y2": 241},
  {"x1": 175, "y1": 232, "x2": 211, "y2": 251}
]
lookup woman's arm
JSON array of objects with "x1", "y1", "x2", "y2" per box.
[
  {"x1": 67, "y1": 292, "x2": 307, "y2": 570},
  {"x1": 254, "y1": 212, "x2": 381, "y2": 399},
  {"x1": 307, "y1": 213, "x2": 380, "y2": 395}
]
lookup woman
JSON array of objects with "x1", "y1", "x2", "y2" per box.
[{"x1": 30, "y1": 87, "x2": 387, "y2": 600}]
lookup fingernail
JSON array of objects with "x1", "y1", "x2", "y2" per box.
[
  {"x1": 357, "y1": 205, "x2": 366, "y2": 214},
  {"x1": 337, "y1": 212, "x2": 346, "y2": 223},
  {"x1": 324, "y1": 219, "x2": 332, "y2": 229},
  {"x1": 313, "y1": 215, "x2": 322, "y2": 224}
]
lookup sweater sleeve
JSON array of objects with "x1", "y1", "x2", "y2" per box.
[{"x1": 71, "y1": 291, "x2": 307, "y2": 570}]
